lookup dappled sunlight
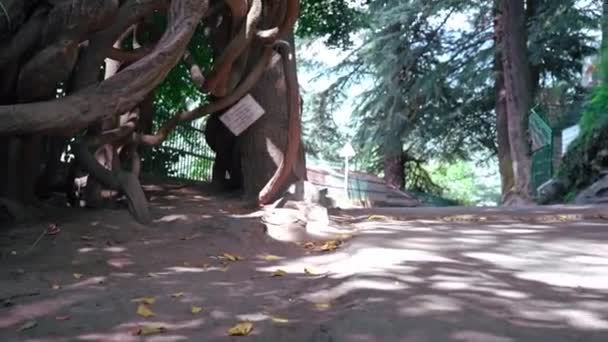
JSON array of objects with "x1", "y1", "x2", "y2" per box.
[
  {"x1": 451, "y1": 330, "x2": 514, "y2": 342},
  {"x1": 399, "y1": 295, "x2": 463, "y2": 316},
  {"x1": 0, "y1": 294, "x2": 92, "y2": 328},
  {"x1": 302, "y1": 278, "x2": 409, "y2": 303},
  {"x1": 65, "y1": 276, "x2": 107, "y2": 289},
  {"x1": 154, "y1": 214, "x2": 190, "y2": 223},
  {"x1": 552, "y1": 309, "x2": 608, "y2": 330},
  {"x1": 3, "y1": 182, "x2": 608, "y2": 341},
  {"x1": 104, "y1": 246, "x2": 127, "y2": 253},
  {"x1": 166, "y1": 266, "x2": 207, "y2": 273}
]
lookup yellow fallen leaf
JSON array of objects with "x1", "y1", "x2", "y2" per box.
[
  {"x1": 271, "y1": 316, "x2": 289, "y2": 323},
  {"x1": 191, "y1": 305, "x2": 203, "y2": 314},
  {"x1": 228, "y1": 322, "x2": 253, "y2": 336},
  {"x1": 73, "y1": 273, "x2": 83, "y2": 279},
  {"x1": 131, "y1": 297, "x2": 156, "y2": 305},
  {"x1": 315, "y1": 303, "x2": 331, "y2": 310},
  {"x1": 319, "y1": 240, "x2": 340, "y2": 252},
  {"x1": 170, "y1": 292, "x2": 184, "y2": 298},
  {"x1": 261, "y1": 254, "x2": 281, "y2": 261},
  {"x1": 18, "y1": 320, "x2": 37, "y2": 331},
  {"x1": 137, "y1": 304, "x2": 155, "y2": 318},
  {"x1": 368, "y1": 215, "x2": 388, "y2": 220},
  {"x1": 271, "y1": 269, "x2": 287, "y2": 277},
  {"x1": 133, "y1": 325, "x2": 167, "y2": 336},
  {"x1": 304, "y1": 266, "x2": 320, "y2": 275},
  {"x1": 222, "y1": 253, "x2": 243, "y2": 262}
]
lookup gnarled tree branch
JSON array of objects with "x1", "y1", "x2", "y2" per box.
[
  {"x1": 0, "y1": 0, "x2": 209, "y2": 136},
  {"x1": 257, "y1": 40, "x2": 301, "y2": 205},
  {"x1": 256, "y1": 0, "x2": 298, "y2": 43},
  {"x1": 203, "y1": 0, "x2": 262, "y2": 97},
  {"x1": 137, "y1": 46, "x2": 273, "y2": 146}
]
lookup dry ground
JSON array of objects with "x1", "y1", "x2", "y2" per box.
[{"x1": 1, "y1": 182, "x2": 608, "y2": 341}]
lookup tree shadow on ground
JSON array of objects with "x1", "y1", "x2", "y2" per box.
[{"x1": 1, "y1": 184, "x2": 608, "y2": 341}]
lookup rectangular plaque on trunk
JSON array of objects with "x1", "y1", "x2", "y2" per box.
[{"x1": 219, "y1": 94, "x2": 265, "y2": 136}]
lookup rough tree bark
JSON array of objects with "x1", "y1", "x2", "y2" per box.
[
  {"x1": 239, "y1": 36, "x2": 306, "y2": 200},
  {"x1": 494, "y1": 3, "x2": 514, "y2": 202},
  {"x1": 384, "y1": 144, "x2": 405, "y2": 190},
  {"x1": 498, "y1": 0, "x2": 533, "y2": 204}
]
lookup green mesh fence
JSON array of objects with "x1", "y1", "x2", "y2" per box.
[
  {"x1": 529, "y1": 110, "x2": 553, "y2": 194},
  {"x1": 141, "y1": 123, "x2": 215, "y2": 182}
]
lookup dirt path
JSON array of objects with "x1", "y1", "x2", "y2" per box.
[{"x1": 1, "y1": 184, "x2": 608, "y2": 341}]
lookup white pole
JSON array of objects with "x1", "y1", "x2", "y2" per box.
[{"x1": 344, "y1": 156, "x2": 349, "y2": 199}]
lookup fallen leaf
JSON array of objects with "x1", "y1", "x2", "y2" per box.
[
  {"x1": 271, "y1": 316, "x2": 289, "y2": 323},
  {"x1": 271, "y1": 269, "x2": 287, "y2": 277},
  {"x1": 55, "y1": 315, "x2": 71, "y2": 321},
  {"x1": 131, "y1": 297, "x2": 156, "y2": 305},
  {"x1": 137, "y1": 304, "x2": 155, "y2": 318},
  {"x1": 319, "y1": 240, "x2": 340, "y2": 252},
  {"x1": 304, "y1": 266, "x2": 320, "y2": 275},
  {"x1": 191, "y1": 305, "x2": 203, "y2": 314},
  {"x1": 147, "y1": 272, "x2": 160, "y2": 278},
  {"x1": 80, "y1": 235, "x2": 94, "y2": 241},
  {"x1": 228, "y1": 322, "x2": 253, "y2": 336},
  {"x1": 51, "y1": 284, "x2": 61, "y2": 290},
  {"x1": 170, "y1": 292, "x2": 184, "y2": 298},
  {"x1": 133, "y1": 325, "x2": 167, "y2": 336},
  {"x1": 222, "y1": 253, "x2": 243, "y2": 262},
  {"x1": 220, "y1": 266, "x2": 230, "y2": 272},
  {"x1": 73, "y1": 273, "x2": 83, "y2": 279},
  {"x1": 368, "y1": 215, "x2": 388, "y2": 220},
  {"x1": 315, "y1": 303, "x2": 331, "y2": 310},
  {"x1": 261, "y1": 254, "x2": 281, "y2": 261},
  {"x1": 18, "y1": 320, "x2": 37, "y2": 331}
]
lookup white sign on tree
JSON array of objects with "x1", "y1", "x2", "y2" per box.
[{"x1": 220, "y1": 94, "x2": 266, "y2": 136}]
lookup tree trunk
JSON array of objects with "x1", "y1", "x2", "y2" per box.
[
  {"x1": 499, "y1": 0, "x2": 533, "y2": 204},
  {"x1": 238, "y1": 44, "x2": 306, "y2": 199},
  {"x1": 494, "y1": 4, "x2": 514, "y2": 201},
  {"x1": 384, "y1": 151, "x2": 405, "y2": 190}
]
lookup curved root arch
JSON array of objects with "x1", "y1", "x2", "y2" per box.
[{"x1": 0, "y1": 0, "x2": 302, "y2": 221}]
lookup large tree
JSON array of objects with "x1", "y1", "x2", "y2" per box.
[
  {"x1": 497, "y1": 0, "x2": 533, "y2": 204},
  {"x1": 0, "y1": 0, "x2": 304, "y2": 222}
]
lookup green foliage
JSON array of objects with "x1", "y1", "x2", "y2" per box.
[
  {"x1": 556, "y1": 52, "x2": 608, "y2": 200},
  {"x1": 140, "y1": 147, "x2": 182, "y2": 177},
  {"x1": 139, "y1": 16, "x2": 215, "y2": 179},
  {"x1": 297, "y1": 0, "x2": 367, "y2": 48},
  {"x1": 300, "y1": 0, "x2": 598, "y2": 202},
  {"x1": 426, "y1": 160, "x2": 501, "y2": 206}
]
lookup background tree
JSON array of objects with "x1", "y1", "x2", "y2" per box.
[{"x1": 303, "y1": 0, "x2": 598, "y2": 203}]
